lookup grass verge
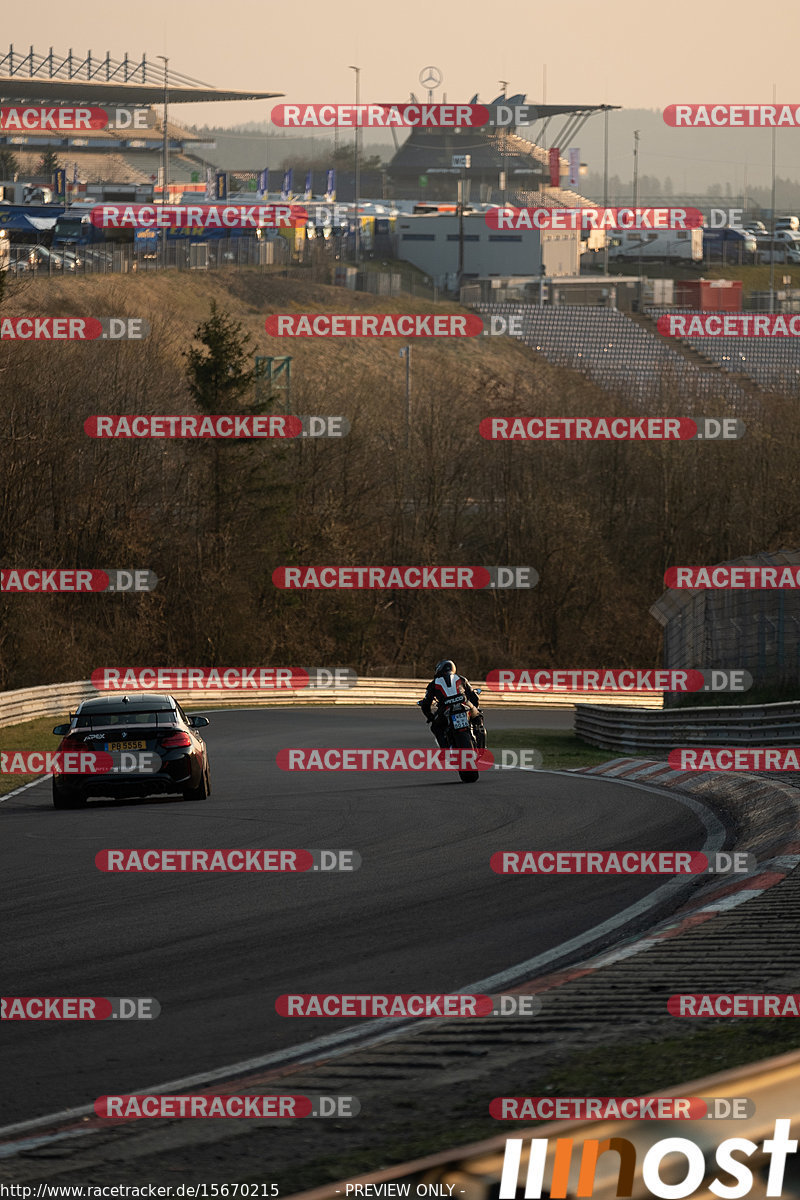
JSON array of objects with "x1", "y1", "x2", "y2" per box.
[{"x1": 490, "y1": 727, "x2": 620, "y2": 771}]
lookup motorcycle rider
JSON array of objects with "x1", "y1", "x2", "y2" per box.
[{"x1": 420, "y1": 660, "x2": 484, "y2": 749}]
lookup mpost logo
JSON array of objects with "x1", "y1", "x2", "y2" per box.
[
  {"x1": 91, "y1": 668, "x2": 356, "y2": 690},
  {"x1": 2, "y1": 997, "x2": 159, "y2": 1020},
  {"x1": 265, "y1": 314, "x2": 484, "y2": 338},
  {"x1": 275, "y1": 993, "x2": 540, "y2": 1017},
  {"x1": 272, "y1": 566, "x2": 537, "y2": 589},
  {"x1": 669, "y1": 748, "x2": 800, "y2": 771},
  {"x1": 486, "y1": 670, "x2": 752, "y2": 693},
  {"x1": 498, "y1": 1121, "x2": 797, "y2": 1197},
  {"x1": 659, "y1": 314, "x2": 800, "y2": 338},
  {"x1": 490, "y1": 1097, "x2": 755, "y2": 1120},
  {"x1": 0, "y1": 318, "x2": 148, "y2": 341},
  {"x1": 271, "y1": 102, "x2": 491, "y2": 128},
  {"x1": 95, "y1": 1094, "x2": 358, "y2": 1119},
  {"x1": 91, "y1": 204, "x2": 308, "y2": 230},
  {"x1": 665, "y1": 565, "x2": 800, "y2": 589},
  {"x1": 1, "y1": 569, "x2": 158, "y2": 592},
  {"x1": 665, "y1": 103, "x2": 800, "y2": 126},
  {"x1": 485, "y1": 207, "x2": 704, "y2": 232},
  {"x1": 84, "y1": 415, "x2": 348, "y2": 438},
  {"x1": 0, "y1": 106, "x2": 148, "y2": 131},
  {"x1": 479, "y1": 417, "x2": 745, "y2": 441}
]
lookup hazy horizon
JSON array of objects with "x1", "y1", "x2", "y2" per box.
[{"x1": 7, "y1": 0, "x2": 799, "y2": 126}]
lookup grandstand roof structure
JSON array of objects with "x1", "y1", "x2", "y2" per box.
[
  {"x1": 387, "y1": 95, "x2": 619, "y2": 200},
  {"x1": 0, "y1": 46, "x2": 281, "y2": 104}
]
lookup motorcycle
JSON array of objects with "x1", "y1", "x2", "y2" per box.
[{"x1": 418, "y1": 688, "x2": 488, "y2": 783}]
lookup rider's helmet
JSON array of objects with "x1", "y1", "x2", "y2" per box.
[{"x1": 435, "y1": 659, "x2": 456, "y2": 677}]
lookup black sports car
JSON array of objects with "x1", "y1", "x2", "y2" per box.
[{"x1": 51, "y1": 693, "x2": 211, "y2": 808}]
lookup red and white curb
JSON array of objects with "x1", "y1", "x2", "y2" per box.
[{"x1": 560, "y1": 756, "x2": 800, "y2": 969}]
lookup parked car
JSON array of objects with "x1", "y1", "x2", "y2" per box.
[{"x1": 26, "y1": 245, "x2": 64, "y2": 270}]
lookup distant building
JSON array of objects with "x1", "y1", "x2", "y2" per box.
[
  {"x1": 386, "y1": 94, "x2": 616, "y2": 205},
  {"x1": 394, "y1": 212, "x2": 579, "y2": 286}
]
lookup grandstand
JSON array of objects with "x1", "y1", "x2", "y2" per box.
[
  {"x1": 387, "y1": 94, "x2": 617, "y2": 205},
  {"x1": 474, "y1": 303, "x2": 754, "y2": 409},
  {"x1": 645, "y1": 308, "x2": 800, "y2": 393},
  {"x1": 0, "y1": 46, "x2": 281, "y2": 187}
]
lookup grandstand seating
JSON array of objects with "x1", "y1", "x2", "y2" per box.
[
  {"x1": 475, "y1": 303, "x2": 754, "y2": 408},
  {"x1": 16, "y1": 149, "x2": 206, "y2": 184},
  {"x1": 646, "y1": 307, "x2": 800, "y2": 392}
]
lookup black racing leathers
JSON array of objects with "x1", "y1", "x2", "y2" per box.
[{"x1": 420, "y1": 672, "x2": 482, "y2": 748}]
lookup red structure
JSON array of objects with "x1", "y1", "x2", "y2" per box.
[{"x1": 675, "y1": 279, "x2": 743, "y2": 311}]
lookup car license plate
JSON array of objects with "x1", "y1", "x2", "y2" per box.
[
  {"x1": 105, "y1": 740, "x2": 146, "y2": 752},
  {"x1": 452, "y1": 712, "x2": 469, "y2": 729}
]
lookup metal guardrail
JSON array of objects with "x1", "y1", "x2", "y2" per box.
[
  {"x1": 0, "y1": 679, "x2": 663, "y2": 730},
  {"x1": 289, "y1": 1050, "x2": 800, "y2": 1200},
  {"x1": 575, "y1": 698, "x2": 800, "y2": 752}
]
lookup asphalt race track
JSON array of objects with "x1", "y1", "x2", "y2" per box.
[{"x1": 0, "y1": 708, "x2": 726, "y2": 1127}]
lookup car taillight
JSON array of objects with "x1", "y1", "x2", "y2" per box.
[
  {"x1": 59, "y1": 734, "x2": 84, "y2": 751},
  {"x1": 161, "y1": 731, "x2": 192, "y2": 749}
]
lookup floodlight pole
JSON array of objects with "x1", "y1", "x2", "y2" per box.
[
  {"x1": 157, "y1": 55, "x2": 169, "y2": 205},
  {"x1": 349, "y1": 65, "x2": 360, "y2": 269},
  {"x1": 603, "y1": 107, "x2": 609, "y2": 275},
  {"x1": 769, "y1": 82, "x2": 777, "y2": 313}
]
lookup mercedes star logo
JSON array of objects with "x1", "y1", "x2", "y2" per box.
[{"x1": 419, "y1": 66, "x2": 443, "y2": 90}]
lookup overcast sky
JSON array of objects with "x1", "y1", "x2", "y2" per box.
[{"x1": 10, "y1": 0, "x2": 800, "y2": 129}]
